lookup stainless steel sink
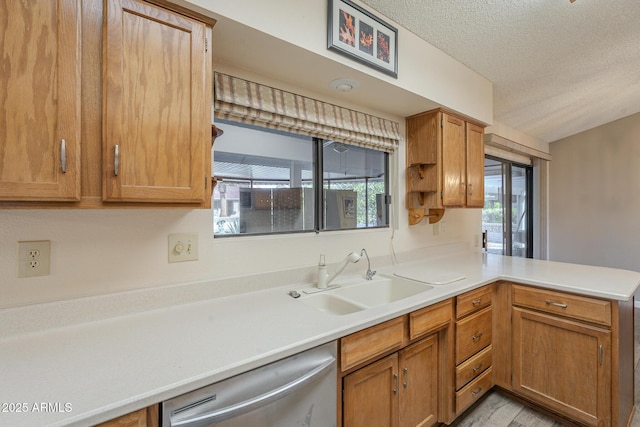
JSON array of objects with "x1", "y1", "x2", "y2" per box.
[{"x1": 299, "y1": 275, "x2": 433, "y2": 315}]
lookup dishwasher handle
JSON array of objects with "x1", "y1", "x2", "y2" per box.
[{"x1": 171, "y1": 356, "x2": 335, "y2": 427}]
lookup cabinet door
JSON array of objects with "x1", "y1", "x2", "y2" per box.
[
  {"x1": 95, "y1": 405, "x2": 158, "y2": 427},
  {"x1": 343, "y1": 353, "x2": 399, "y2": 427},
  {"x1": 465, "y1": 123, "x2": 484, "y2": 207},
  {"x1": 0, "y1": 0, "x2": 81, "y2": 201},
  {"x1": 399, "y1": 335, "x2": 439, "y2": 427},
  {"x1": 441, "y1": 113, "x2": 466, "y2": 207},
  {"x1": 103, "y1": 0, "x2": 209, "y2": 203},
  {"x1": 512, "y1": 308, "x2": 611, "y2": 427}
]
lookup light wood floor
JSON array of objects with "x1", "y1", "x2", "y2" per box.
[{"x1": 450, "y1": 308, "x2": 640, "y2": 427}]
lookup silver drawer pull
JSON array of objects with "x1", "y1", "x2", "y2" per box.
[
  {"x1": 468, "y1": 183, "x2": 473, "y2": 195},
  {"x1": 471, "y1": 298, "x2": 482, "y2": 306},
  {"x1": 471, "y1": 387, "x2": 482, "y2": 396},
  {"x1": 472, "y1": 332, "x2": 483, "y2": 341},
  {"x1": 114, "y1": 144, "x2": 119, "y2": 176},
  {"x1": 60, "y1": 139, "x2": 67, "y2": 173},
  {"x1": 545, "y1": 300, "x2": 568, "y2": 308},
  {"x1": 472, "y1": 363, "x2": 483, "y2": 373},
  {"x1": 403, "y1": 367, "x2": 408, "y2": 388}
]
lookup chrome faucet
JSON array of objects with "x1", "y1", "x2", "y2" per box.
[{"x1": 360, "y1": 248, "x2": 376, "y2": 280}]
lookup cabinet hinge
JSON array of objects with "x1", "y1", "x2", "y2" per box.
[
  {"x1": 384, "y1": 195, "x2": 392, "y2": 204},
  {"x1": 440, "y1": 119, "x2": 444, "y2": 128},
  {"x1": 205, "y1": 38, "x2": 208, "y2": 52}
]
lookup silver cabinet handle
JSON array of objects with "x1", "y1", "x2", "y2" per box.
[
  {"x1": 460, "y1": 183, "x2": 465, "y2": 195},
  {"x1": 472, "y1": 363, "x2": 483, "y2": 373},
  {"x1": 471, "y1": 387, "x2": 482, "y2": 396},
  {"x1": 545, "y1": 300, "x2": 568, "y2": 308},
  {"x1": 471, "y1": 298, "x2": 482, "y2": 306},
  {"x1": 403, "y1": 367, "x2": 408, "y2": 388},
  {"x1": 468, "y1": 183, "x2": 473, "y2": 195},
  {"x1": 60, "y1": 139, "x2": 67, "y2": 173},
  {"x1": 472, "y1": 332, "x2": 483, "y2": 341},
  {"x1": 393, "y1": 373, "x2": 398, "y2": 395},
  {"x1": 599, "y1": 344, "x2": 603, "y2": 365},
  {"x1": 114, "y1": 145, "x2": 119, "y2": 176}
]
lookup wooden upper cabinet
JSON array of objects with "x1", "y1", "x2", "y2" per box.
[
  {"x1": 405, "y1": 109, "x2": 485, "y2": 223},
  {"x1": 0, "y1": 0, "x2": 81, "y2": 201},
  {"x1": 441, "y1": 112, "x2": 485, "y2": 208},
  {"x1": 103, "y1": 0, "x2": 211, "y2": 203},
  {"x1": 441, "y1": 113, "x2": 466, "y2": 207},
  {"x1": 465, "y1": 122, "x2": 485, "y2": 207}
]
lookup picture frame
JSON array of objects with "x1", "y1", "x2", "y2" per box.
[{"x1": 327, "y1": 0, "x2": 398, "y2": 78}]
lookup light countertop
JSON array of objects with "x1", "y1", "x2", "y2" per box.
[{"x1": 1, "y1": 250, "x2": 639, "y2": 427}]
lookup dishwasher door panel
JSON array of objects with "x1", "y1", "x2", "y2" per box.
[{"x1": 162, "y1": 341, "x2": 337, "y2": 427}]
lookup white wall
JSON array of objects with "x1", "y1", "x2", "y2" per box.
[
  {"x1": 0, "y1": 1, "x2": 486, "y2": 308},
  {"x1": 178, "y1": 0, "x2": 493, "y2": 124},
  {"x1": 549, "y1": 112, "x2": 640, "y2": 271}
]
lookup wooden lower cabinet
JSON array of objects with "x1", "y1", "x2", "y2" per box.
[
  {"x1": 343, "y1": 353, "x2": 398, "y2": 427},
  {"x1": 94, "y1": 405, "x2": 158, "y2": 427},
  {"x1": 399, "y1": 335, "x2": 439, "y2": 427},
  {"x1": 512, "y1": 307, "x2": 611, "y2": 427},
  {"x1": 343, "y1": 334, "x2": 439, "y2": 427}
]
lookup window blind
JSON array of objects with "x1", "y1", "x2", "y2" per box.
[{"x1": 214, "y1": 73, "x2": 400, "y2": 153}]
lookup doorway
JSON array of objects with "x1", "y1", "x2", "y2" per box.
[{"x1": 483, "y1": 156, "x2": 533, "y2": 257}]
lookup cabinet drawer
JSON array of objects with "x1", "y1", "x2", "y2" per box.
[
  {"x1": 456, "y1": 345, "x2": 492, "y2": 390},
  {"x1": 512, "y1": 285, "x2": 611, "y2": 327},
  {"x1": 456, "y1": 285, "x2": 493, "y2": 319},
  {"x1": 456, "y1": 306, "x2": 492, "y2": 364},
  {"x1": 409, "y1": 299, "x2": 452, "y2": 340},
  {"x1": 456, "y1": 366, "x2": 493, "y2": 414},
  {"x1": 341, "y1": 316, "x2": 407, "y2": 372}
]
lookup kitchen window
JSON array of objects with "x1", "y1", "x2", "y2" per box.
[{"x1": 213, "y1": 119, "x2": 389, "y2": 236}]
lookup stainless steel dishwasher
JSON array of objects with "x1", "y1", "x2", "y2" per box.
[{"x1": 161, "y1": 341, "x2": 337, "y2": 427}]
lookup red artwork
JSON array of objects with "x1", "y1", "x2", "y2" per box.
[{"x1": 377, "y1": 31, "x2": 390, "y2": 63}]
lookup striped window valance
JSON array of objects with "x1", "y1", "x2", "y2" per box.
[{"x1": 214, "y1": 73, "x2": 400, "y2": 153}]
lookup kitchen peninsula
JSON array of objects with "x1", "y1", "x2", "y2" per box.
[{"x1": 1, "y1": 247, "x2": 637, "y2": 427}]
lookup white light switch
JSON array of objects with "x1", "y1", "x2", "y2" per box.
[{"x1": 168, "y1": 233, "x2": 199, "y2": 263}]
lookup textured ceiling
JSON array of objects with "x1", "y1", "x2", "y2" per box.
[{"x1": 359, "y1": 0, "x2": 640, "y2": 142}]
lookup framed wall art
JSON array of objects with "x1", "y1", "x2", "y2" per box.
[{"x1": 327, "y1": 0, "x2": 398, "y2": 78}]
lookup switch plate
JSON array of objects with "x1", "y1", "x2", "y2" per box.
[
  {"x1": 17, "y1": 240, "x2": 51, "y2": 278},
  {"x1": 433, "y1": 223, "x2": 440, "y2": 236},
  {"x1": 168, "y1": 233, "x2": 199, "y2": 263}
]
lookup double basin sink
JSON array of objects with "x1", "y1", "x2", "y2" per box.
[{"x1": 299, "y1": 275, "x2": 434, "y2": 315}]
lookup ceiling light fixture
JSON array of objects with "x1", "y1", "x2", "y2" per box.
[{"x1": 329, "y1": 78, "x2": 360, "y2": 92}]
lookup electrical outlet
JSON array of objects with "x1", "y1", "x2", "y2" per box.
[
  {"x1": 17, "y1": 240, "x2": 51, "y2": 278},
  {"x1": 433, "y1": 223, "x2": 440, "y2": 236},
  {"x1": 441, "y1": 221, "x2": 447, "y2": 233},
  {"x1": 168, "y1": 233, "x2": 199, "y2": 263}
]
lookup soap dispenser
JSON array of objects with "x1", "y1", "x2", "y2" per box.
[{"x1": 317, "y1": 254, "x2": 329, "y2": 289}]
